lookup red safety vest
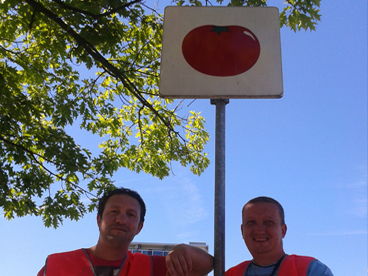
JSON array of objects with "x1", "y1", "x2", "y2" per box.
[
  {"x1": 225, "y1": 255, "x2": 315, "y2": 276},
  {"x1": 44, "y1": 249, "x2": 152, "y2": 276}
]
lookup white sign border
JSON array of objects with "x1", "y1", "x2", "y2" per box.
[{"x1": 159, "y1": 6, "x2": 283, "y2": 99}]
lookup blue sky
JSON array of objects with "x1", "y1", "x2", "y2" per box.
[{"x1": 1, "y1": 1, "x2": 367, "y2": 275}]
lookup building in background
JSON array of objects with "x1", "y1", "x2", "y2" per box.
[{"x1": 129, "y1": 241, "x2": 209, "y2": 258}]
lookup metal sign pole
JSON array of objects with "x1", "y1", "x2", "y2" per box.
[{"x1": 211, "y1": 99, "x2": 229, "y2": 276}]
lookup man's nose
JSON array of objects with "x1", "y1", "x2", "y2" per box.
[
  {"x1": 255, "y1": 222, "x2": 266, "y2": 231},
  {"x1": 115, "y1": 213, "x2": 127, "y2": 224}
]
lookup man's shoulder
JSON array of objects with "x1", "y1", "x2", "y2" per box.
[
  {"x1": 287, "y1": 254, "x2": 315, "y2": 260},
  {"x1": 285, "y1": 254, "x2": 333, "y2": 276},
  {"x1": 48, "y1": 248, "x2": 84, "y2": 258},
  {"x1": 286, "y1": 254, "x2": 316, "y2": 263},
  {"x1": 45, "y1": 248, "x2": 86, "y2": 265},
  {"x1": 129, "y1": 251, "x2": 155, "y2": 261},
  {"x1": 37, "y1": 248, "x2": 86, "y2": 276},
  {"x1": 280, "y1": 254, "x2": 316, "y2": 275},
  {"x1": 306, "y1": 259, "x2": 334, "y2": 276},
  {"x1": 225, "y1": 260, "x2": 252, "y2": 275}
]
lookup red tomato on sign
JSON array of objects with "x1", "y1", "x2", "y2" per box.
[{"x1": 182, "y1": 25, "x2": 261, "y2": 77}]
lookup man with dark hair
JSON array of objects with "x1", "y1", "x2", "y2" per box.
[
  {"x1": 226, "y1": 196, "x2": 333, "y2": 276},
  {"x1": 97, "y1": 188, "x2": 147, "y2": 223},
  {"x1": 38, "y1": 187, "x2": 213, "y2": 276}
]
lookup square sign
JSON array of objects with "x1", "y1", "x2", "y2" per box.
[{"x1": 159, "y1": 7, "x2": 283, "y2": 99}]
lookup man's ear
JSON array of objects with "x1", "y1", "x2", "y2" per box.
[
  {"x1": 281, "y1": 224, "x2": 287, "y2": 238},
  {"x1": 97, "y1": 214, "x2": 101, "y2": 228},
  {"x1": 135, "y1": 222, "x2": 144, "y2": 235},
  {"x1": 241, "y1": 224, "x2": 244, "y2": 239}
]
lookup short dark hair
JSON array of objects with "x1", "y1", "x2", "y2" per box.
[
  {"x1": 242, "y1": 196, "x2": 285, "y2": 225},
  {"x1": 98, "y1": 187, "x2": 146, "y2": 223}
]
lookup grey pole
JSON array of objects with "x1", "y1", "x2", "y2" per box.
[{"x1": 211, "y1": 99, "x2": 229, "y2": 276}]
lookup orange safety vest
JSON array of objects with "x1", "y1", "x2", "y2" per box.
[
  {"x1": 44, "y1": 249, "x2": 152, "y2": 276},
  {"x1": 225, "y1": 255, "x2": 315, "y2": 276}
]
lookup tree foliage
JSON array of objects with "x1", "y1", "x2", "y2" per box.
[{"x1": 0, "y1": 0, "x2": 321, "y2": 228}]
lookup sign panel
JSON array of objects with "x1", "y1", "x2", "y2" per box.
[{"x1": 159, "y1": 7, "x2": 283, "y2": 99}]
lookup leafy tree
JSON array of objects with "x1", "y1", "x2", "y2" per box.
[
  {"x1": 0, "y1": 0, "x2": 321, "y2": 228},
  {"x1": 181, "y1": 0, "x2": 321, "y2": 31}
]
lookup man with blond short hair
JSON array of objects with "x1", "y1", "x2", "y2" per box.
[{"x1": 225, "y1": 196, "x2": 333, "y2": 276}]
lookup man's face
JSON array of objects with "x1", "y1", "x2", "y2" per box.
[
  {"x1": 97, "y1": 194, "x2": 143, "y2": 245},
  {"x1": 241, "y1": 202, "x2": 287, "y2": 263}
]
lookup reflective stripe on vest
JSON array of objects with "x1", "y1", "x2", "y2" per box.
[
  {"x1": 225, "y1": 255, "x2": 315, "y2": 276},
  {"x1": 45, "y1": 249, "x2": 152, "y2": 276}
]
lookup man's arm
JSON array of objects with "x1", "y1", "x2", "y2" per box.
[{"x1": 165, "y1": 244, "x2": 214, "y2": 276}]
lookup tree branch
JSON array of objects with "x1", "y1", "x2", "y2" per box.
[
  {"x1": 51, "y1": 0, "x2": 143, "y2": 19},
  {"x1": 24, "y1": 0, "x2": 186, "y2": 144},
  {"x1": 0, "y1": 135, "x2": 96, "y2": 198}
]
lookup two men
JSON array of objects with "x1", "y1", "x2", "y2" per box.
[
  {"x1": 226, "y1": 196, "x2": 334, "y2": 276},
  {"x1": 38, "y1": 188, "x2": 213, "y2": 276},
  {"x1": 38, "y1": 188, "x2": 333, "y2": 276}
]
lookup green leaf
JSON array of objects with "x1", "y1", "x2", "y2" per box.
[{"x1": 0, "y1": 0, "x2": 320, "y2": 228}]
